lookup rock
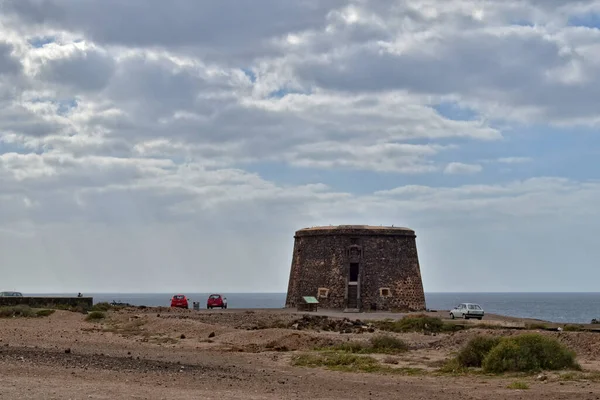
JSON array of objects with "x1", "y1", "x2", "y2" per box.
[
  {"x1": 536, "y1": 373, "x2": 548, "y2": 381},
  {"x1": 208, "y1": 332, "x2": 216, "y2": 338},
  {"x1": 180, "y1": 334, "x2": 186, "y2": 339},
  {"x1": 64, "y1": 348, "x2": 71, "y2": 354}
]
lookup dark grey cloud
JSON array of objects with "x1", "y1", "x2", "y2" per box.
[
  {"x1": 4, "y1": 0, "x2": 347, "y2": 62},
  {"x1": 0, "y1": 104, "x2": 65, "y2": 137},
  {"x1": 294, "y1": 28, "x2": 600, "y2": 121},
  {"x1": 104, "y1": 55, "x2": 217, "y2": 117},
  {"x1": 296, "y1": 30, "x2": 560, "y2": 94},
  {"x1": 0, "y1": 42, "x2": 22, "y2": 75},
  {"x1": 37, "y1": 47, "x2": 115, "y2": 91}
]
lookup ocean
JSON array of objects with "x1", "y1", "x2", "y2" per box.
[{"x1": 33, "y1": 292, "x2": 600, "y2": 324}]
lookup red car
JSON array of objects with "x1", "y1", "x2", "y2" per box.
[
  {"x1": 170, "y1": 294, "x2": 189, "y2": 309},
  {"x1": 207, "y1": 294, "x2": 227, "y2": 309}
]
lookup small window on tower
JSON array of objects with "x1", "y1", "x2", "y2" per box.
[
  {"x1": 380, "y1": 288, "x2": 391, "y2": 297},
  {"x1": 318, "y1": 288, "x2": 329, "y2": 298}
]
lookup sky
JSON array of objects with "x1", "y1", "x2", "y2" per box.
[{"x1": 0, "y1": 0, "x2": 599, "y2": 294}]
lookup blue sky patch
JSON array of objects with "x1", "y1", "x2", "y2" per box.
[
  {"x1": 242, "y1": 68, "x2": 256, "y2": 83},
  {"x1": 432, "y1": 101, "x2": 479, "y2": 121},
  {"x1": 510, "y1": 20, "x2": 535, "y2": 27},
  {"x1": 268, "y1": 88, "x2": 310, "y2": 99},
  {"x1": 57, "y1": 98, "x2": 78, "y2": 116},
  {"x1": 28, "y1": 36, "x2": 56, "y2": 48},
  {"x1": 568, "y1": 12, "x2": 600, "y2": 28}
]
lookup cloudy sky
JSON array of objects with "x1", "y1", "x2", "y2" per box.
[{"x1": 0, "y1": 0, "x2": 599, "y2": 294}]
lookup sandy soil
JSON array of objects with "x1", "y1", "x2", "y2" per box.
[{"x1": 2, "y1": 308, "x2": 600, "y2": 399}]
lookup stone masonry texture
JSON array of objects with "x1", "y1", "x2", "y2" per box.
[{"x1": 285, "y1": 225, "x2": 426, "y2": 311}]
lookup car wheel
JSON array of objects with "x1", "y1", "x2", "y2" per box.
[
  {"x1": 477, "y1": 317, "x2": 482, "y2": 320},
  {"x1": 463, "y1": 314, "x2": 468, "y2": 319},
  {"x1": 450, "y1": 313, "x2": 455, "y2": 319}
]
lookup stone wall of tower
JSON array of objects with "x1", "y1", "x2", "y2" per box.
[{"x1": 285, "y1": 226, "x2": 426, "y2": 312}]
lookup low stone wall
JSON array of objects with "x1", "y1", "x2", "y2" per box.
[{"x1": 0, "y1": 297, "x2": 93, "y2": 308}]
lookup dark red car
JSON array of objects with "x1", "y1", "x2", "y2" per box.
[
  {"x1": 170, "y1": 294, "x2": 189, "y2": 309},
  {"x1": 207, "y1": 294, "x2": 227, "y2": 309}
]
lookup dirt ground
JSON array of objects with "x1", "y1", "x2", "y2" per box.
[{"x1": 2, "y1": 307, "x2": 600, "y2": 399}]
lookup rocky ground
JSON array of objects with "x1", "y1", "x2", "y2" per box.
[{"x1": 1, "y1": 307, "x2": 600, "y2": 399}]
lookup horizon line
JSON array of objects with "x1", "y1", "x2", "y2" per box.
[{"x1": 20, "y1": 291, "x2": 600, "y2": 294}]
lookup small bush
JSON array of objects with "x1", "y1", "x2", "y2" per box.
[
  {"x1": 383, "y1": 356, "x2": 399, "y2": 365},
  {"x1": 525, "y1": 323, "x2": 550, "y2": 330},
  {"x1": 482, "y1": 334, "x2": 579, "y2": 373},
  {"x1": 369, "y1": 335, "x2": 409, "y2": 353},
  {"x1": 292, "y1": 352, "x2": 426, "y2": 375},
  {"x1": 563, "y1": 324, "x2": 584, "y2": 332},
  {"x1": 91, "y1": 302, "x2": 113, "y2": 312},
  {"x1": 375, "y1": 315, "x2": 462, "y2": 334},
  {"x1": 457, "y1": 336, "x2": 501, "y2": 368},
  {"x1": 438, "y1": 358, "x2": 471, "y2": 375},
  {"x1": 507, "y1": 381, "x2": 529, "y2": 390},
  {"x1": 292, "y1": 352, "x2": 379, "y2": 372},
  {"x1": 333, "y1": 341, "x2": 368, "y2": 353},
  {"x1": 85, "y1": 311, "x2": 106, "y2": 321},
  {"x1": 323, "y1": 335, "x2": 408, "y2": 355},
  {"x1": 51, "y1": 304, "x2": 90, "y2": 313},
  {"x1": 35, "y1": 309, "x2": 55, "y2": 317},
  {"x1": 0, "y1": 305, "x2": 36, "y2": 318}
]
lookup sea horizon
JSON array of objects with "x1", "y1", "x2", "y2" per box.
[{"x1": 18, "y1": 291, "x2": 600, "y2": 324}]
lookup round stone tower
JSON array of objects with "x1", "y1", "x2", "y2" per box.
[{"x1": 285, "y1": 225, "x2": 426, "y2": 312}]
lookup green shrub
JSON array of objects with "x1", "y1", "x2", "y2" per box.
[
  {"x1": 396, "y1": 314, "x2": 444, "y2": 332},
  {"x1": 438, "y1": 358, "x2": 470, "y2": 374},
  {"x1": 292, "y1": 352, "x2": 379, "y2": 372},
  {"x1": 525, "y1": 323, "x2": 550, "y2": 330},
  {"x1": 482, "y1": 334, "x2": 579, "y2": 373},
  {"x1": 0, "y1": 305, "x2": 36, "y2": 318},
  {"x1": 85, "y1": 311, "x2": 106, "y2": 321},
  {"x1": 563, "y1": 324, "x2": 584, "y2": 332},
  {"x1": 507, "y1": 381, "x2": 529, "y2": 390},
  {"x1": 375, "y1": 314, "x2": 462, "y2": 334},
  {"x1": 322, "y1": 335, "x2": 408, "y2": 355},
  {"x1": 50, "y1": 304, "x2": 90, "y2": 313},
  {"x1": 457, "y1": 336, "x2": 501, "y2": 368},
  {"x1": 35, "y1": 309, "x2": 55, "y2": 317},
  {"x1": 333, "y1": 342, "x2": 368, "y2": 353},
  {"x1": 369, "y1": 335, "x2": 409, "y2": 353},
  {"x1": 91, "y1": 302, "x2": 113, "y2": 312}
]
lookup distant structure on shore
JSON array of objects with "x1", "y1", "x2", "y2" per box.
[{"x1": 285, "y1": 225, "x2": 426, "y2": 312}]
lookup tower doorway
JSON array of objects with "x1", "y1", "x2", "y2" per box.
[
  {"x1": 349, "y1": 263, "x2": 359, "y2": 282},
  {"x1": 347, "y1": 262, "x2": 360, "y2": 309}
]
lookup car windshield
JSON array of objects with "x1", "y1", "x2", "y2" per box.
[
  {"x1": 210, "y1": 295, "x2": 220, "y2": 299},
  {"x1": 468, "y1": 304, "x2": 481, "y2": 310},
  {"x1": 174, "y1": 295, "x2": 184, "y2": 299}
]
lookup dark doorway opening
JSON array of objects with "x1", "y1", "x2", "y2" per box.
[{"x1": 349, "y1": 263, "x2": 359, "y2": 282}]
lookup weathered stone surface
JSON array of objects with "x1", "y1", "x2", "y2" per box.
[{"x1": 285, "y1": 225, "x2": 426, "y2": 311}]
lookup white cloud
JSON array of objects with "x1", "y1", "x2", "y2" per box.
[
  {"x1": 443, "y1": 162, "x2": 483, "y2": 175},
  {"x1": 0, "y1": 0, "x2": 598, "y2": 293},
  {"x1": 496, "y1": 157, "x2": 532, "y2": 164}
]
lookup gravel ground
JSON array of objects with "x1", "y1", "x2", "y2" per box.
[{"x1": 1, "y1": 308, "x2": 600, "y2": 399}]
